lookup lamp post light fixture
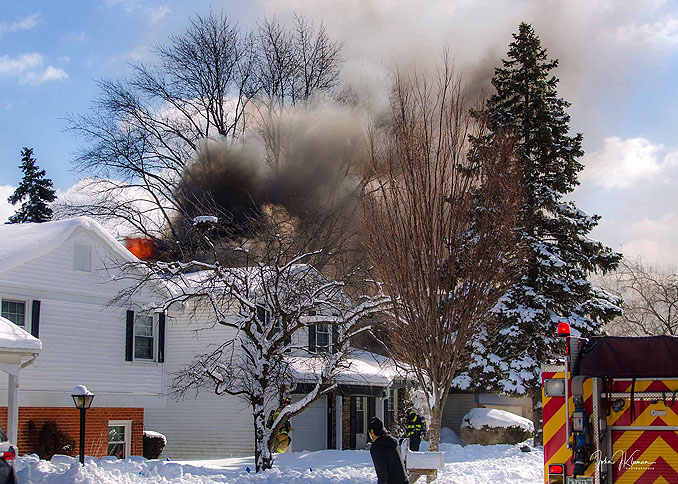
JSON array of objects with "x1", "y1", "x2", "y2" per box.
[{"x1": 71, "y1": 385, "x2": 94, "y2": 465}]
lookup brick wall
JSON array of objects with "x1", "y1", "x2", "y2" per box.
[{"x1": 0, "y1": 407, "x2": 143, "y2": 458}]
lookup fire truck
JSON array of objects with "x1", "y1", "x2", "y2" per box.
[{"x1": 542, "y1": 322, "x2": 678, "y2": 484}]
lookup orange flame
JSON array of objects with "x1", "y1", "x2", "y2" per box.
[{"x1": 125, "y1": 237, "x2": 157, "y2": 260}]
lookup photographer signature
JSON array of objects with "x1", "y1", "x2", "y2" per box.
[{"x1": 591, "y1": 450, "x2": 655, "y2": 471}]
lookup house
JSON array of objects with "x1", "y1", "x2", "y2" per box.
[
  {"x1": 144, "y1": 267, "x2": 403, "y2": 458},
  {"x1": 0, "y1": 217, "x2": 168, "y2": 458}
]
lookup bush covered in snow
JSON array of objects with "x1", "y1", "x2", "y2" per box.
[
  {"x1": 143, "y1": 430, "x2": 167, "y2": 459},
  {"x1": 460, "y1": 408, "x2": 533, "y2": 445}
]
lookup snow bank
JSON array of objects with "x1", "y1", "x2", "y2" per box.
[
  {"x1": 440, "y1": 426, "x2": 464, "y2": 445},
  {"x1": 14, "y1": 443, "x2": 543, "y2": 484},
  {"x1": 461, "y1": 408, "x2": 534, "y2": 432}
]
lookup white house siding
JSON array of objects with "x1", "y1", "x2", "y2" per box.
[
  {"x1": 145, "y1": 306, "x2": 257, "y2": 457},
  {"x1": 0, "y1": 226, "x2": 164, "y2": 407}
]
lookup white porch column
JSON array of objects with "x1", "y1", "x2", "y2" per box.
[
  {"x1": 7, "y1": 373, "x2": 19, "y2": 445},
  {"x1": 376, "y1": 396, "x2": 384, "y2": 421},
  {"x1": 335, "y1": 394, "x2": 343, "y2": 450}
]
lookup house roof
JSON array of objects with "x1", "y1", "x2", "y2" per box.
[
  {"x1": 287, "y1": 349, "x2": 401, "y2": 387},
  {"x1": 0, "y1": 316, "x2": 41, "y2": 352},
  {"x1": 0, "y1": 216, "x2": 138, "y2": 275}
]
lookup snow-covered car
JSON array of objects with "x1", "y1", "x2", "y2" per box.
[{"x1": 0, "y1": 426, "x2": 17, "y2": 484}]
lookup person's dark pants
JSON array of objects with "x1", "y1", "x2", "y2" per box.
[
  {"x1": 409, "y1": 433, "x2": 421, "y2": 451},
  {"x1": 0, "y1": 460, "x2": 16, "y2": 484}
]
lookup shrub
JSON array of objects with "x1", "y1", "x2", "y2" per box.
[
  {"x1": 143, "y1": 431, "x2": 166, "y2": 459},
  {"x1": 460, "y1": 425, "x2": 533, "y2": 445},
  {"x1": 27, "y1": 420, "x2": 75, "y2": 460}
]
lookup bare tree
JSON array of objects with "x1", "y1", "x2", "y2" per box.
[
  {"x1": 602, "y1": 258, "x2": 678, "y2": 336},
  {"x1": 116, "y1": 208, "x2": 388, "y2": 472},
  {"x1": 360, "y1": 60, "x2": 523, "y2": 463},
  {"x1": 63, "y1": 12, "x2": 343, "y2": 246}
]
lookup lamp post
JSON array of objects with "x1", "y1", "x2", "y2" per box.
[{"x1": 71, "y1": 385, "x2": 94, "y2": 465}]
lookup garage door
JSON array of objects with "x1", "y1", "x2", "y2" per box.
[{"x1": 290, "y1": 396, "x2": 327, "y2": 452}]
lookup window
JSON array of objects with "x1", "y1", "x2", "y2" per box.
[
  {"x1": 315, "y1": 324, "x2": 331, "y2": 352},
  {"x1": 107, "y1": 421, "x2": 131, "y2": 458},
  {"x1": 256, "y1": 304, "x2": 271, "y2": 325},
  {"x1": 1, "y1": 300, "x2": 26, "y2": 327},
  {"x1": 355, "y1": 397, "x2": 365, "y2": 434},
  {"x1": 134, "y1": 314, "x2": 154, "y2": 360},
  {"x1": 387, "y1": 389, "x2": 395, "y2": 413},
  {"x1": 74, "y1": 244, "x2": 92, "y2": 272}
]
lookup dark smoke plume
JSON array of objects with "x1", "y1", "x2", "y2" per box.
[{"x1": 174, "y1": 106, "x2": 367, "y2": 240}]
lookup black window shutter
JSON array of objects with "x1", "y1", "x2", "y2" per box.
[
  {"x1": 331, "y1": 325, "x2": 339, "y2": 354},
  {"x1": 31, "y1": 300, "x2": 41, "y2": 338},
  {"x1": 349, "y1": 396, "x2": 357, "y2": 449},
  {"x1": 125, "y1": 310, "x2": 134, "y2": 361},
  {"x1": 158, "y1": 312, "x2": 166, "y2": 363},
  {"x1": 308, "y1": 324, "x2": 316, "y2": 353}
]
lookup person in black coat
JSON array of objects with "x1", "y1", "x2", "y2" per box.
[{"x1": 368, "y1": 417, "x2": 408, "y2": 484}]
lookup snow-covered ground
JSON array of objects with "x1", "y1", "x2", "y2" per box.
[{"x1": 15, "y1": 442, "x2": 543, "y2": 484}]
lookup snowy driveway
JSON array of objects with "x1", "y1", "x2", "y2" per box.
[{"x1": 16, "y1": 443, "x2": 543, "y2": 483}]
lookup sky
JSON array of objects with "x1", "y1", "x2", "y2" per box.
[{"x1": 2, "y1": 0, "x2": 678, "y2": 266}]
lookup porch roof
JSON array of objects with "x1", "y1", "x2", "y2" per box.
[{"x1": 287, "y1": 349, "x2": 402, "y2": 387}]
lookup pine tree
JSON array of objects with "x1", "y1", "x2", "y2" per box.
[
  {"x1": 7, "y1": 148, "x2": 57, "y2": 224},
  {"x1": 467, "y1": 23, "x2": 622, "y2": 441}
]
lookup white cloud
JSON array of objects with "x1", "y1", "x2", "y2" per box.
[
  {"x1": 596, "y1": 213, "x2": 678, "y2": 266},
  {"x1": 105, "y1": 0, "x2": 171, "y2": 23},
  {"x1": 62, "y1": 31, "x2": 88, "y2": 43},
  {"x1": 0, "y1": 53, "x2": 68, "y2": 86},
  {"x1": 0, "y1": 13, "x2": 40, "y2": 33},
  {"x1": 0, "y1": 53, "x2": 43, "y2": 75},
  {"x1": 617, "y1": 17, "x2": 678, "y2": 46},
  {"x1": 580, "y1": 136, "x2": 678, "y2": 189},
  {"x1": 21, "y1": 66, "x2": 68, "y2": 86}
]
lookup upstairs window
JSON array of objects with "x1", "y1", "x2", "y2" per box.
[
  {"x1": 1, "y1": 300, "x2": 25, "y2": 327},
  {"x1": 134, "y1": 314, "x2": 154, "y2": 360},
  {"x1": 74, "y1": 244, "x2": 92, "y2": 272},
  {"x1": 315, "y1": 324, "x2": 331, "y2": 353}
]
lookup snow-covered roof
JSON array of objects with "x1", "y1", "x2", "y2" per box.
[
  {"x1": 0, "y1": 216, "x2": 138, "y2": 275},
  {"x1": 0, "y1": 317, "x2": 41, "y2": 352},
  {"x1": 287, "y1": 350, "x2": 401, "y2": 386}
]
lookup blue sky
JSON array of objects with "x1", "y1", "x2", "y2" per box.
[{"x1": 3, "y1": 0, "x2": 678, "y2": 265}]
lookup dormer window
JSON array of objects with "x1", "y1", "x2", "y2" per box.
[{"x1": 74, "y1": 244, "x2": 92, "y2": 272}]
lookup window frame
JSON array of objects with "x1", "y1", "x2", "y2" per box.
[
  {"x1": 107, "y1": 420, "x2": 131, "y2": 459},
  {"x1": 1, "y1": 298, "x2": 28, "y2": 329},
  {"x1": 73, "y1": 243, "x2": 93, "y2": 272},
  {"x1": 133, "y1": 312, "x2": 156, "y2": 362}
]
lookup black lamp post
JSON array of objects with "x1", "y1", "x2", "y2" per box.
[{"x1": 71, "y1": 385, "x2": 94, "y2": 465}]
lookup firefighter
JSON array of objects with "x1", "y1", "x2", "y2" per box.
[
  {"x1": 267, "y1": 397, "x2": 293, "y2": 453},
  {"x1": 405, "y1": 408, "x2": 426, "y2": 451}
]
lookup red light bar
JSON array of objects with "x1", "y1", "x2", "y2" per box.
[
  {"x1": 557, "y1": 322, "x2": 570, "y2": 337},
  {"x1": 549, "y1": 464, "x2": 564, "y2": 474}
]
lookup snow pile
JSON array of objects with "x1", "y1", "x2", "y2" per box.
[
  {"x1": 0, "y1": 316, "x2": 41, "y2": 351},
  {"x1": 461, "y1": 408, "x2": 534, "y2": 432},
  {"x1": 14, "y1": 443, "x2": 543, "y2": 484},
  {"x1": 143, "y1": 430, "x2": 167, "y2": 444},
  {"x1": 440, "y1": 426, "x2": 464, "y2": 445}
]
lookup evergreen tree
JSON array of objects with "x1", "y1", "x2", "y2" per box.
[
  {"x1": 7, "y1": 148, "x2": 57, "y2": 224},
  {"x1": 467, "y1": 23, "x2": 622, "y2": 440}
]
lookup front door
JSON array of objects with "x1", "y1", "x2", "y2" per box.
[{"x1": 355, "y1": 396, "x2": 368, "y2": 449}]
